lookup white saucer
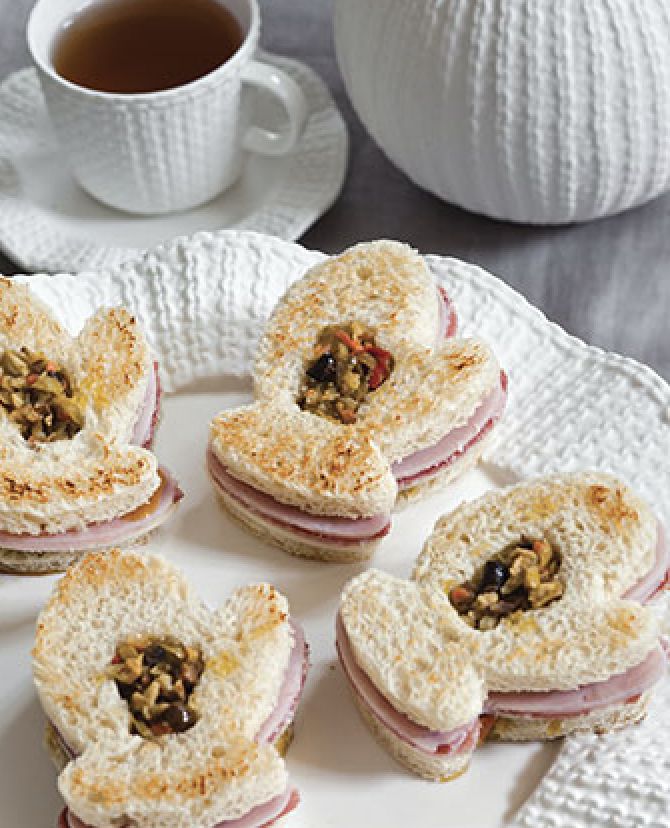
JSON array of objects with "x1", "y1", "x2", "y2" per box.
[{"x1": 0, "y1": 53, "x2": 348, "y2": 272}]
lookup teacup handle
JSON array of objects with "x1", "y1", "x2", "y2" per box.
[{"x1": 241, "y1": 60, "x2": 308, "y2": 156}]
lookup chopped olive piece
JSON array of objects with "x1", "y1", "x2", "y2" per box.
[
  {"x1": 164, "y1": 702, "x2": 197, "y2": 733},
  {"x1": 448, "y1": 539, "x2": 563, "y2": 630},
  {"x1": 108, "y1": 635, "x2": 204, "y2": 739},
  {"x1": 307, "y1": 352, "x2": 337, "y2": 383},
  {"x1": 298, "y1": 322, "x2": 394, "y2": 424},
  {"x1": 480, "y1": 560, "x2": 509, "y2": 591}
]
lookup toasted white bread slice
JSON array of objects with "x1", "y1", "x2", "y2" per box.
[
  {"x1": 33, "y1": 550, "x2": 304, "y2": 828},
  {"x1": 414, "y1": 472, "x2": 661, "y2": 692},
  {"x1": 209, "y1": 241, "x2": 505, "y2": 561},
  {"x1": 209, "y1": 398, "x2": 396, "y2": 520},
  {"x1": 0, "y1": 281, "x2": 174, "y2": 567},
  {"x1": 253, "y1": 240, "x2": 445, "y2": 398},
  {"x1": 338, "y1": 474, "x2": 666, "y2": 779},
  {"x1": 253, "y1": 241, "x2": 503, "y2": 467},
  {"x1": 340, "y1": 571, "x2": 485, "y2": 731}
]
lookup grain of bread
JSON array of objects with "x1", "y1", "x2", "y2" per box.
[
  {"x1": 0, "y1": 281, "x2": 163, "y2": 543},
  {"x1": 33, "y1": 550, "x2": 301, "y2": 828}
]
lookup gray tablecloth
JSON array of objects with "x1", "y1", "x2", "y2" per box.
[{"x1": 1, "y1": 0, "x2": 668, "y2": 381}]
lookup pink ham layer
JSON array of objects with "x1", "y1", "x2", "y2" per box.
[
  {"x1": 257, "y1": 620, "x2": 309, "y2": 744},
  {"x1": 437, "y1": 286, "x2": 458, "y2": 341},
  {"x1": 0, "y1": 467, "x2": 182, "y2": 552},
  {"x1": 392, "y1": 371, "x2": 508, "y2": 488},
  {"x1": 336, "y1": 613, "x2": 480, "y2": 755},
  {"x1": 207, "y1": 449, "x2": 391, "y2": 546},
  {"x1": 484, "y1": 646, "x2": 667, "y2": 718},
  {"x1": 624, "y1": 523, "x2": 669, "y2": 603},
  {"x1": 131, "y1": 361, "x2": 161, "y2": 449},
  {"x1": 59, "y1": 788, "x2": 300, "y2": 828}
]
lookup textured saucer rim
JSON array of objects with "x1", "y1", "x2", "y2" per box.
[{"x1": 0, "y1": 52, "x2": 349, "y2": 272}]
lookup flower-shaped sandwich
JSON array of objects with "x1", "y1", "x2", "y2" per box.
[
  {"x1": 208, "y1": 241, "x2": 506, "y2": 562},
  {"x1": 34, "y1": 549, "x2": 309, "y2": 828},
  {"x1": 0, "y1": 280, "x2": 181, "y2": 573},
  {"x1": 337, "y1": 473, "x2": 669, "y2": 780}
]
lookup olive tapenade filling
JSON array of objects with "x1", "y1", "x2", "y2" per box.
[
  {"x1": 0, "y1": 347, "x2": 84, "y2": 443},
  {"x1": 297, "y1": 322, "x2": 393, "y2": 424},
  {"x1": 448, "y1": 539, "x2": 564, "y2": 630},
  {"x1": 108, "y1": 635, "x2": 204, "y2": 739}
]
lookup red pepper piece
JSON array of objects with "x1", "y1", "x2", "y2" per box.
[
  {"x1": 334, "y1": 329, "x2": 364, "y2": 353},
  {"x1": 364, "y1": 344, "x2": 392, "y2": 390},
  {"x1": 477, "y1": 714, "x2": 496, "y2": 744}
]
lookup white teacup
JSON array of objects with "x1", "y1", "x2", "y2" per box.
[{"x1": 27, "y1": 0, "x2": 308, "y2": 214}]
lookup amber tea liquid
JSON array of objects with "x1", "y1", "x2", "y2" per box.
[{"x1": 52, "y1": 0, "x2": 244, "y2": 94}]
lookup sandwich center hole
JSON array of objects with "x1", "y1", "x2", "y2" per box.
[
  {"x1": 297, "y1": 322, "x2": 394, "y2": 424},
  {"x1": 108, "y1": 634, "x2": 204, "y2": 739},
  {"x1": 448, "y1": 538, "x2": 564, "y2": 630},
  {"x1": 0, "y1": 348, "x2": 84, "y2": 443}
]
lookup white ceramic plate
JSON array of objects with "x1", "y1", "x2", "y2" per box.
[
  {"x1": 0, "y1": 54, "x2": 348, "y2": 273},
  {"x1": 1, "y1": 230, "x2": 669, "y2": 828}
]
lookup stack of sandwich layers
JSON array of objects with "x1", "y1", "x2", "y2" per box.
[
  {"x1": 208, "y1": 241, "x2": 507, "y2": 562},
  {"x1": 0, "y1": 279, "x2": 182, "y2": 574},
  {"x1": 34, "y1": 550, "x2": 309, "y2": 828},
  {"x1": 337, "y1": 473, "x2": 670, "y2": 780}
]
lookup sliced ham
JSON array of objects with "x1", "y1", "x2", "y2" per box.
[
  {"x1": 256, "y1": 620, "x2": 309, "y2": 744},
  {"x1": 336, "y1": 613, "x2": 479, "y2": 755},
  {"x1": 392, "y1": 371, "x2": 508, "y2": 488},
  {"x1": 131, "y1": 361, "x2": 161, "y2": 449},
  {"x1": 436, "y1": 287, "x2": 458, "y2": 342},
  {"x1": 59, "y1": 788, "x2": 299, "y2": 828},
  {"x1": 0, "y1": 467, "x2": 182, "y2": 552},
  {"x1": 207, "y1": 449, "x2": 391, "y2": 545},
  {"x1": 624, "y1": 524, "x2": 669, "y2": 603},
  {"x1": 484, "y1": 646, "x2": 667, "y2": 718}
]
